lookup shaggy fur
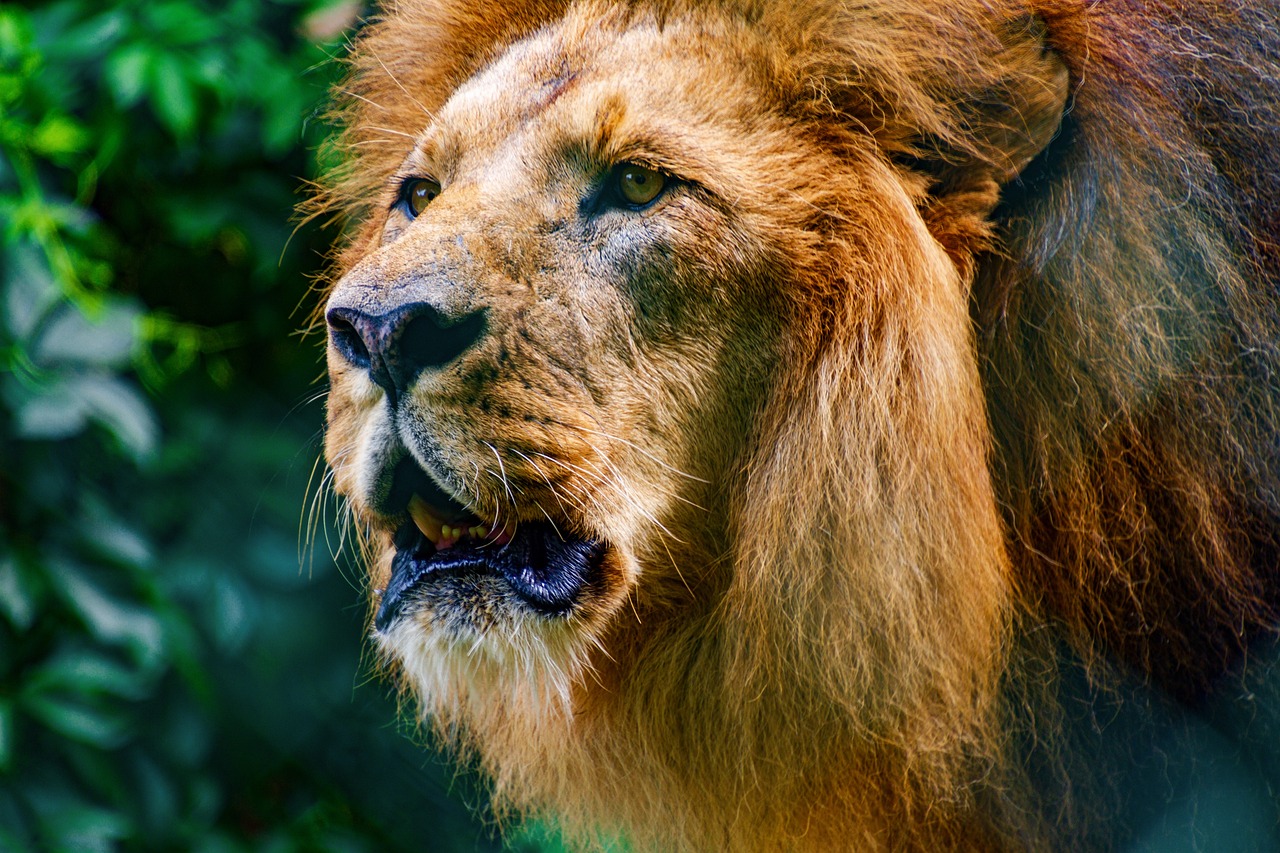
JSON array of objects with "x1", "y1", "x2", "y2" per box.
[{"x1": 310, "y1": 1, "x2": 1280, "y2": 849}]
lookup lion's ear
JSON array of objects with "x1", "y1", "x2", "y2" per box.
[
  {"x1": 954, "y1": 15, "x2": 1070, "y2": 185},
  {"x1": 911, "y1": 14, "x2": 1070, "y2": 260}
]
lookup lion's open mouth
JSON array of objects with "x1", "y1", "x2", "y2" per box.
[{"x1": 375, "y1": 457, "x2": 605, "y2": 630}]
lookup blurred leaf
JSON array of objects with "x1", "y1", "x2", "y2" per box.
[
  {"x1": 22, "y1": 693, "x2": 130, "y2": 749},
  {"x1": 77, "y1": 374, "x2": 159, "y2": 460},
  {"x1": 0, "y1": 699, "x2": 13, "y2": 772},
  {"x1": 0, "y1": 10, "x2": 34, "y2": 69},
  {"x1": 0, "y1": 556, "x2": 39, "y2": 631},
  {"x1": 37, "y1": 803, "x2": 130, "y2": 853},
  {"x1": 14, "y1": 380, "x2": 91, "y2": 441},
  {"x1": 129, "y1": 754, "x2": 179, "y2": 840},
  {"x1": 3, "y1": 241, "x2": 60, "y2": 340},
  {"x1": 260, "y1": 76, "x2": 307, "y2": 156},
  {"x1": 12, "y1": 372, "x2": 157, "y2": 457},
  {"x1": 77, "y1": 510, "x2": 154, "y2": 569},
  {"x1": 210, "y1": 574, "x2": 256, "y2": 654},
  {"x1": 44, "y1": 11, "x2": 127, "y2": 61},
  {"x1": 34, "y1": 299, "x2": 140, "y2": 368},
  {"x1": 48, "y1": 558, "x2": 165, "y2": 664},
  {"x1": 149, "y1": 53, "x2": 197, "y2": 140},
  {"x1": 145, "y1": 4, "x2": 218, "y2": 47},
  {"x1": 29, "y1": 115, "x2": 89, "y2": 162},
  {"x1": 25, "y1": 647, "x2": 151, "y2": 702},
  {"x1": 104, "y1": 43, "x2": 152, "y2": 107}
]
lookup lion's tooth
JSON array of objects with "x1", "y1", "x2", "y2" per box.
[{"x1": 408, "y1": 495, "x2": 442, "y2": 545}]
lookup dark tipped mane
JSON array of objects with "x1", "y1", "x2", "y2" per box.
[{"x1": 979, "y1": 1, "x2": 1280, "y2": 697}]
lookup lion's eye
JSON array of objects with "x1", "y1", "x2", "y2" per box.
[
  {"x1": 615, "y1": 164, "x2": 666, "y2": 207},
  {"x1": 400, "y1": 177, "x2": 441, "y2": 218}
]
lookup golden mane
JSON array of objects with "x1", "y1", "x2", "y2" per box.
[{"x1": 311, "y1": 1, "x2": 1280, "y2": 848}]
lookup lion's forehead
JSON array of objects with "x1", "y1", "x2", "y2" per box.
[{"x1": 423, "y1": 14, "x2": 770, "y2": 182}]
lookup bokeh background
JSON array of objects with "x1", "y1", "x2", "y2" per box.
[{"x1": 0, "y1": 1, "x2": 560, "y2": 849}]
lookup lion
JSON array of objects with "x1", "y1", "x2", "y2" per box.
[{"x1": 309, "y1": 0, "x2": 1280, "y2": 849}]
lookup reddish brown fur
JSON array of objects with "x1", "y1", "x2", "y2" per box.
[{"x1": 309, "y1": 1, "x2": 1280, "y2": 849}]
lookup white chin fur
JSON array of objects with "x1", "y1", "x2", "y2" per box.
[{"x1": 375, "y1": 603, "x2": 599, "y2": 723}]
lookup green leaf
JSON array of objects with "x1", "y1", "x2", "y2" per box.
[
  {"x1": 47, "y1": 559, "x2": 166, "y2": 664},
  {"x1": 36, "y1": 803, "x2": 130, "y2": 853},
  {"x1": 260, "y1": 85, "x2": 307, "y2": 156},
  {"x1": 29, "y1": 115, "x2": 89, "y2": 161},
  {"x1": 77, "y1": 510, "x2": 154, "y2": 569},
  {"x1": 24, "y1": 647, "x2": 152, "y2": 702},
  {"x1": 211, "y1": 575, "x2": 255, "y2": 653},
  {"x1": 43, "y1": 11, "x2": 126, "y2": 61},
  {"x1": 3, "y1": 241, "x2": 60, "y2": 340},
  {"x1": 0, "y1": 556, "x2": 39, "y2": 631},
  {"x1": 0, "y1": 698, "x2": 13, "y2": 772},
  {"x1": 149, "y1": 53, "x2": 197, "y2": 140},
  {"x1": 34, "y1": 299, "x2": 141, "y2": 368},
  {"x1": 104, "y1": 43, "x2": 152, "y2": 108},
  {"x1": 144, "y1": 4, "x2": 219, "y2": 47},
  {"x1": 22, "y1": 693, "x2": 130, "y2": 749},
  {"x1": 0, "y1": 10, "x2": 35, "y2": 67},
  {"x1": 14, "y1": 382, "x2": 92, "y2": 441},
  {"x1": 78, "y1": 374, "x2": 159, "y2": 461}
]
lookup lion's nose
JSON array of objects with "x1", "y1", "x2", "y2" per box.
[{"x1": 325, "y1": 302, "x2": 487, "y2": 401}]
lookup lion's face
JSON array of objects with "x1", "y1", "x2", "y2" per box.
[
  {"x1": 318, "y1": 1, "x2": 1099, "y2": 846},
  {"x1": 325, "y1": 13, "x2": 810, "y2": 696}
]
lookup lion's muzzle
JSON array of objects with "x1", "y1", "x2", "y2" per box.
[{"x1": 325, "y1": 300, "x2": 487, "y2": 404}]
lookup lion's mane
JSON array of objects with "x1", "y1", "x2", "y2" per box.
[{"x1": 312, "y1": 1, "x2": 1280, "y2": 849}]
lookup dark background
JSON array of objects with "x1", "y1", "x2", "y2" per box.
[{"x1": 0, "y1": 1, "x2": 562, "y2": 849}]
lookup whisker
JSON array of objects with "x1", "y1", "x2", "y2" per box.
[
  {"x1": 564, "y1": 441, "x2": 687, "y2": 546},
  {"x1": 511, "y1": 448, "x2": 576, "y2": 519},
  {"x1": 299, "y1": 450, "x2": 328, "y2": 573},
  {"x1": 485, "y1": 442, "x2": 520, "y2": 511},
  {"x1": 564, "y1": 423, "x2": 710, "y2": 484}
]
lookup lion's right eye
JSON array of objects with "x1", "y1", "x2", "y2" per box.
[{"x1": 399, "y1": 177, "x2": 441, "y2": 218}]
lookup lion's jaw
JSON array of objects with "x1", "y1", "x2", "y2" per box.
[{"x1": 324, "y1": 15, "x2": 786, "y2": 716}]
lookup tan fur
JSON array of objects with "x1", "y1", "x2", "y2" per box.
[{"x1": 309, "y1": 1, "x2": 1280, "y2": 849}]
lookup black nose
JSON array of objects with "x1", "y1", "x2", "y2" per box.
[{"x1": 325, "y1": 302, "x2": 487, "y2": 401}]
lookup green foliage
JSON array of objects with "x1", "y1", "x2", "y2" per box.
[{"x1": 0, "y1": 1, "x2": 517, "y2": 849}]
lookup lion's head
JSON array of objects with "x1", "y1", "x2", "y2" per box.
[{"x1": 313, "y1": 1, "x2": 1280, "y2": 849}]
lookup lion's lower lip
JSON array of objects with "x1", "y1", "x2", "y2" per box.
[{"x1": 375, "y1": 521, "x2": 604, "y2": 630}]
